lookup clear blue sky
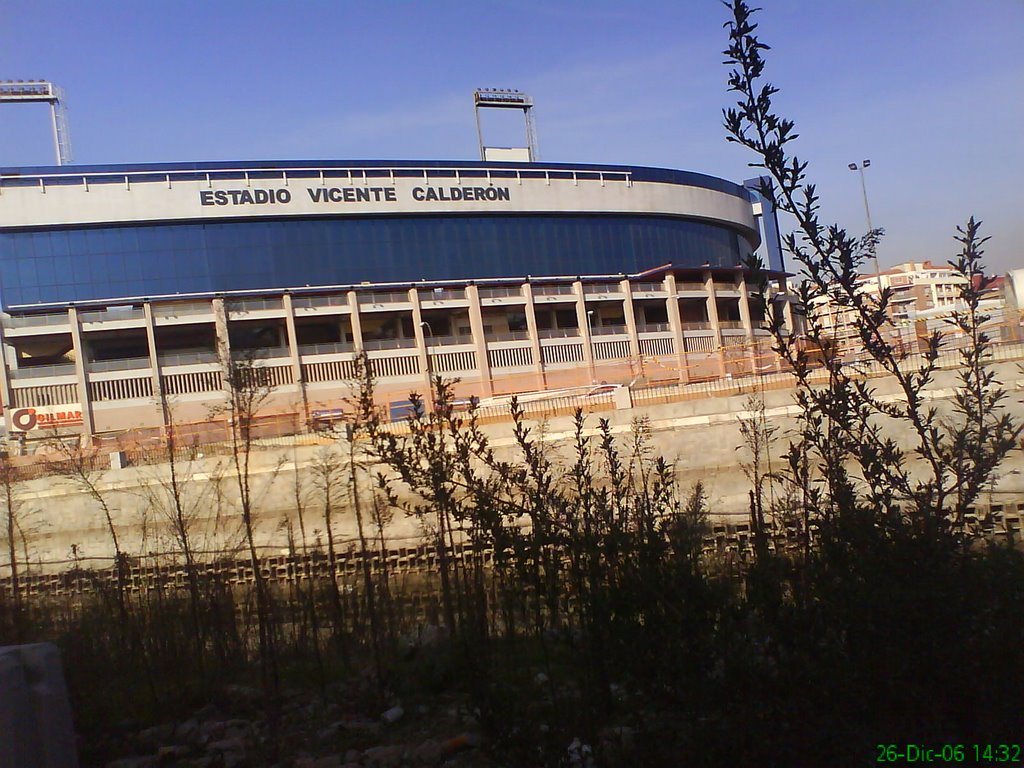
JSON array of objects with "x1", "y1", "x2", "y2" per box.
[{"x1": 1, "y1": 0, "x2": 1021, "y2": 271}]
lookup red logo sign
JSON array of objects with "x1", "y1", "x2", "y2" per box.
[{"x1": 9, "y1": 407, "x2": 83, "y2": 432}]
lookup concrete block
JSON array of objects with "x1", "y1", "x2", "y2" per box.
[
  {"x1": 0, "y1": 643, "x2": 79, "y2": 768},
  {"x1": 613, "y1": 386, "x2": 633, "y2": 410},
  {"x1": 0, "y1": 652, "x2": 38, "y2": 768}
]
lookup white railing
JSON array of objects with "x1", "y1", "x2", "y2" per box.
[
  {"x1": 291, "y1": 294, "x2": 348, "y2": 310},
  {"x1": 152, "y1": 302, "x2": 212, "y2": 318},
  {"x1": 424, "y1": 334, "x2": 472, "y2": 348},
  {"x1": 538, "y1": 328, "x2": 580, "y2": 339},
  {"x1": 362, "y1": 337, "x2": 417, "y2": 351},
  {"x1": 533, "y1": 285, "x2": 575, "y2": 297},
  {"x1": 228, "y1": 298, "x2": 283, "y2": 313},
  {"x1": 633, "y1": 282, "x2": 665, "y2": 293},
  {"x1": 488, "y1": 330, "x2": 532, "y2": 342},
  {"x1": 79, "y1": 307, "x2": 145, "y2": 323},
  {"x1": 358, "y1": 291, "x2": 411, "y2": 305},
  {"x1": 1, "y1": 163, "x2": 633, "y2": 188},
  {"x1": 478, "y1": 287, "x2": 524, "y2": 299},
  {"x1": 4, "y1": 313, "x2": 69, "y2": 329},
  {"x1": 231, "y1": 346, "x2": 289, "y2": 360},
  {"x1": 420, "y1": 289, "x2": 466, "y2": 302},
  {"x1": 298, "y1": 342, "x2": 355, "y2": 356},
  {"x1": 10, "y1": 364, "x2": 77, "y2": 379},
  {"x1": 88, "y1": 357, "x2": 151, "y2": 373},
  {"x1": 159, "y1": 350, "x2": 219, "y2": 367}
]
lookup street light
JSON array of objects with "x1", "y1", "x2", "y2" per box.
[{"x1": 848, "y1": 159, "x2": 880, "y2": 276}]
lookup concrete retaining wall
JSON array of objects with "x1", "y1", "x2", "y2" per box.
[{"x1": 7, "y1": 359, "x2": 1024, "y2": 572}]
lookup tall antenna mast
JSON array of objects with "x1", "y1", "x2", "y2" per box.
[
  {"x1": 473, "y1": 88, "x2": 538, "y2": 162},
  {"x1": 0, "y1": 80, "x2": 74, "y2": 165}
]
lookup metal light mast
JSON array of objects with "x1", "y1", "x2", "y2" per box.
[
  {"x1": 0, "y1": 80, "x2": 74, "y2": 165},
  {"x1": 473, "y1": 88, "x2": 538, "y2": 162},
  {"x1": 848, "y1": 159, "x2": 879, "y2": 275}
]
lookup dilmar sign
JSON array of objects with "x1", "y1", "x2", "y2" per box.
[{"x1": 7, "y1": 405, "x2": 83, "y2": 432}]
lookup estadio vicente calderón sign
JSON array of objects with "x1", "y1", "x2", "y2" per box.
[{"x1": 198, "y1": 186, "x2": 511, "y2": 207}]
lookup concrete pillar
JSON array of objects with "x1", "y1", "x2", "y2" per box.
[
  {"x1": 663, "y1": 273, "x2": 689, "y2": 383},
  {"x1": 704, "y1": 270, "x2": 727, "y2": 377},
  {"x1": 347, "y1": 291, "x2": 364, "y2": 351},
  {"x1": 67, "y1": 307, "x2": 95, "y2": 442},
  {"x1": 466, "y1": 284, "x2": 493, "y2": 397},
  {"x1": 736, "y1": 271, "x2": 758, "y2": 374},
  {"x1": 212, "y1": 298, "x2": 234, "y2": 425},
  {"x1": 0, "y1": 319, "x2": 14, "y2": 422},
  {"x1": 737, "y1": 272, "x2": 755, "y2": 342},
  {"x1": 620, "y1": 279, "x2": 641, "y2": 360},
  {"x1": 142, "y1": 302, "x2": 167, "y2": 428},
  {"x1": 409, "y1": 288, "x2": 432, "y2": 402},
  {"x1": 282, "y1": 294, "x2": 308, "y2": 424},
  {"x1": 212, "y1": 298, "x2": 231, "y2": 370},
  {"x1": 573, "y1": 281, "x2": 596, "y2": 384},
  {"x1": 522, "y1": 282, "x2": 546, "y2": 389},
  {"x1": 778, "y1": 277, "x2": 794, "y2": 334}
]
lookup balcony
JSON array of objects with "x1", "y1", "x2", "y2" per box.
[
  {"x1": 231, "y1": 346, "x2": 290, "y2": 360},
  {"x1": 488, "y1": 330, "x2": 531, "y2": 342},
  {"x1": 420, "y1": 288, "x2": 466, "y2": 302},
  {"x1": 88, "y1": 357, "x2": 151, "y2": 373},
  {"x1": 4, "y1": 312, "x2": 69, "y2": 330},
  {"x1": 362, "y1": 337, "x2": 417, "y2": 351},
  {"x1": 478, "y1": 287, "x2": 524, "y2": 300},
  {"x1": 298, "y1": 341, "x2": 355, "y2": 356},
  {"x1": 538, "y1": 328, "x2": 580, "y2": 339},
  {"x1": 638, "y1": 323, "x2": 671, "y2": 334},
  {"x1": 676, "y1": 282, "x2": 707, "y2": 292},
  {"x1": 632, "y1": 282, "x2": 666, "y2": 293},
  {"x1": 357, "y1": 291, "x2": 411, "y2": 305},
  {"x1": 583, "y1": 284, "x2": 621, "y2": 296},
  {"x1": 591, "y1": 324, "x2": 628, "y2": 336},
  {"x1": 424, "y1": 334, "x2": 472, "y2": 348},
  {"x1": 291, "y1": 295, "x2": 348, "y2": 310},
  {"x1": 159, "y1": 350, "x2": 220, "y2": 367},
  {"x1": 228, "y1": 298, "x2": 283, "y2": 313},
  {"x1": 10, "y1": 363, "x2": 77, "y2": 380},
  {"x1": 79, "y1": 307, "x2": 145, "y2": 323},
  {"x1": 152, "y1": 302, "x2": 213, "y2": 319},
  {"x1": 533, "y1": 285, "x2": 575, "y2": 297}
]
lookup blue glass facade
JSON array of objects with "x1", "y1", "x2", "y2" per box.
[{"x1": 0, "y1": 214, "x2": 749, "y2": 307}]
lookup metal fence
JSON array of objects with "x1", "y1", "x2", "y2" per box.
[{"x1": 3, "y1": 495, "x2": 1021, "y2": 596}]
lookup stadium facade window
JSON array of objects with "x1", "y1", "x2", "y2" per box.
[{"x1": 0, "y1": 214, "x2": 750, "y2": 308}]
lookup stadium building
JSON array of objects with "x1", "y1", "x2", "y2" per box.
[{"x1": 0, "y1": 158, "x2": 792, "y2": 442}]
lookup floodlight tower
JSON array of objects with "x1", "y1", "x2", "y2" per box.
[
  {"x1": 473, "y1": 88, "x2": 538, "y2": 162},
  {"x1": 0, "y1": 80, "x2": 74, "y2": 165}
]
